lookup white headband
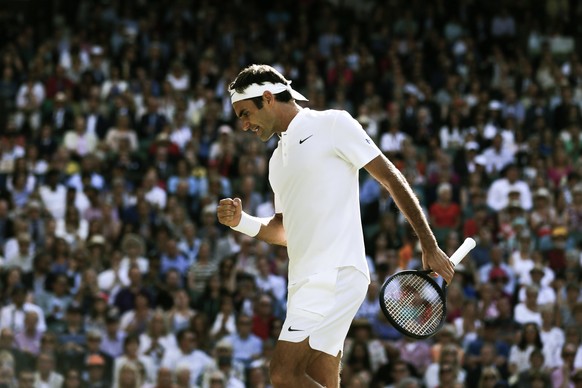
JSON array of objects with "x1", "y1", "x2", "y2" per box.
[{"x1": 229, "y1": 82, "x2": 309, "y2": 104}]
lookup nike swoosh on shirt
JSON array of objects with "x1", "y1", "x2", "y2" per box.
[
  {"x1": 288, "y1": 326, "x2": 304, "y2": 332},
  {"x1": 299, "y1": 135, "x2": 313, "y2": 144}
]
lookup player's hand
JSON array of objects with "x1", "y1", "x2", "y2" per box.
[
  {"x1": 422, "y1": 245, "x2": 454, "y2": 284},
  {"x1": 217, "y1": 198, "x2": 243, "y2": 227}
]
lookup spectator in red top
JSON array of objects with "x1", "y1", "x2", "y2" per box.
[
  {"x1": 429, "y1": 182, "x2": 461, "y2": 245},
  {"x1": 251, "y1": 294, "x2": 276, "y2": 341}
]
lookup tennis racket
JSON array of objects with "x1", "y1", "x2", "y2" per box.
[{"x1": 378, "y1": 237, "x2": 476, "y2": 339}]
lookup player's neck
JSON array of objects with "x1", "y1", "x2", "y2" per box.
[{"x1": 278, "y1": 102, "x2": 302, "y2": 133}]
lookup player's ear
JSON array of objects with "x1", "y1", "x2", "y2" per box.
[{"x1": 263, "y1": 91, "x2": 273, "y2": 104}]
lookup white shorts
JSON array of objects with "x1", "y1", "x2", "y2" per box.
[{"x1": 279, "y1": 266, "x2": 369, "y2": 356}]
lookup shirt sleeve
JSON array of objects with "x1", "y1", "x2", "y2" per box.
[{"x1": 332, "y1": 110, "x2": 381, "y2": 169}]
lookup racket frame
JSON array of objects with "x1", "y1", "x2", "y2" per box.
[{"x1": 378, "y1": 269, "x2": 448, "y2": 339}]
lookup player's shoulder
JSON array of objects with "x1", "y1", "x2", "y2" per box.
[
  {"x1": 301, "y1": 108, "x2": 353, "y2": 121},
  {"x1": 307, "y1": 109, "x2": 358, "y2": 132}
]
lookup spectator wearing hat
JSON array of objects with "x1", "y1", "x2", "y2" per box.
[
  {"x1": 86, "y1": 235, "x2": 107, "y2": 270},
  {"x1": 85, "y1": 353, "x2": 111, "y2": 388},
  {"x1": 0, "y1": 284, "x2": 46, "y2": 334},
  {"x1": 478, "y1": 245, "x2": 515, "y2": 297},
  {"x1": 453, "y1": 140, "x2": 486, "y2": 182},
  {"x1": 517, "y1": 263, "x2": 557, "y2": 306},
  {"x1": 519, "y1": 249, "x2": 555, "y2": 290},
  {"x1": 486, "y1": 164, "x2": 532, "y2": 212},
  {"x1": 83, "y1": 330, "x2": 114, "y2": 382},
  {"x1": 201, "y1": 337, "x2": 245, "y2": 388},
  {"x1": 83, "y1": 46, "x2": 107, "y2": 85},
  {"x1": 545, "y1": 226, "x2": 569, "y2": 273},
  {"x1": 100, "y1": 310, "x2": 125, "y2": 359}
]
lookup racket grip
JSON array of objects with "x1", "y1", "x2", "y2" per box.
[{"x1": 449, "y1": 238, "x2": 476, "y2": 266}]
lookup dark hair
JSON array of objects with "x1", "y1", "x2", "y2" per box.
[
  {"x1": 123, "y1": 334, "x2": 140, "y2": 349},
  {"x1": 229, "y1": 64, "x2": 293, "y2": 108},
  {"x1": 518, "y1": 322, "x2": 543, "y2": 351},
  {"x1": 176, "y1": 328, "x2": 196, "y2": 343},
  {"x1": 346, "y1": 340, "x2": 371, "y2": 371}
]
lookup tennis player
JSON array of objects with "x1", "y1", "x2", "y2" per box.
[{"x1": 217, "y1": 64, "x2": 454, "y2": 388}]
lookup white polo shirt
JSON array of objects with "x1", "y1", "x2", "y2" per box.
[{"x1": 269, "y1": 109, "x2": 381, "y2": 284}]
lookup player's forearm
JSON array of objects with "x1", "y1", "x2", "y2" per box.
[{"x1": 388, "y1": 169, "x2": 438, "y2": 248}]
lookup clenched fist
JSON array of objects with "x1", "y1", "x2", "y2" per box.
[{"x1": 217, "y1": 198, "x2": 243, "y2": 227}]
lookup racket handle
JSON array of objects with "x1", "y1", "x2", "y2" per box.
[{"x1": 449, "y1": 238, "x2": 476, "y2": 266}]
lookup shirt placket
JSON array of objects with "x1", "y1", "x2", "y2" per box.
[{"x1": 281, "y1": 132, "x2": 289, "y2": 166}]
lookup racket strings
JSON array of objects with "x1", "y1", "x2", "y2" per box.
[{"x1": 382, "y1": 274, "x2": 445, "y2": 337}]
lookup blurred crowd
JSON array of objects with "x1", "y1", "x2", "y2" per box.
[{"x1": 0, "y1": 0, "x2": 582, "y2": 387}]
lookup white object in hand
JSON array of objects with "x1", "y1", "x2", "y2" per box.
[{"x1": 449, "y1": 238, "x2": 476, "y2": 267}]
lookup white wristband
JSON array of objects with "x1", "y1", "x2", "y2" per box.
[{"x1": 230, "y1": 212, "x2": 262, "y2": 237}]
